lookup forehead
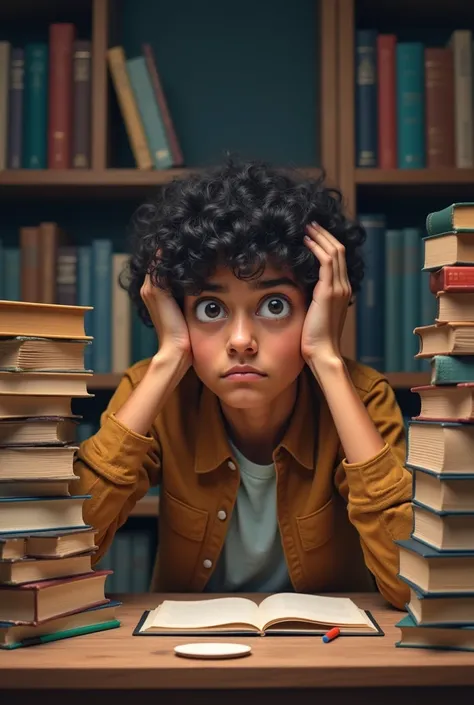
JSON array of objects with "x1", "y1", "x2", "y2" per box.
[{"x1": 205, "y1": 263, "x2": 296, "y2": 288}]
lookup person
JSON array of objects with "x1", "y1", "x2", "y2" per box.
[{"x1": 74, "y1": 159, "x2": 412, "y2": 609}]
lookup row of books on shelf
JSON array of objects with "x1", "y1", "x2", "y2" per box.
[
  {"x1": 0, "y1": 26, "x2": 91, "y2": 171},
  {"x1": 0, "y1": 230, "x2": 157, "y2": 372},
  {"x1": 95, "y1": 530, "x2": 154, "y2": 595},
  {"x1": 356, "y1": 29, "x2": 473, "y2": 169}
]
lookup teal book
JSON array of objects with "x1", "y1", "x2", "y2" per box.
[
  {"x1": 0, "y1": 239, "x2": 3, "y2": 299},
  {"x1": 426, "y1": 202, "x2": 474, "y2": 237},
  {"x1": 23, "y1": 43, "x2": 48, "y2": 169},
  {"x1": 91, "y1": 239, "x2": 112, "y2": 373},
  {"x1": 396, "y1": 43, "x2": 425, "y2": 168},
  {"x1": 402, "y1": 228, "x2": 423, "y2": 371},
  {"x1": 355, "y1": 30, "x2": 377, "y2": 167},
  {"x1": 356, "y1": 214, "x2": 385, "y2": 371},
  {"x1": 396, "y1": 613, "x2": 474, "y2": 651},
  {"x1": 126, "y1": 56, "x2": 173, "y2": 170},
  {"x1": 3, "y1": 248, "x2": 20, "y2": 301},
  {"x1": 77, "y1": 246, "x2": 93, "y2": 370},
  {"x1": 384, "y1": 229, "x2": 403, "y2": 372},
  {"x1": 430, "y1": 355, "x2": 474, "y2": 385},
  {"x1": 132, "y1": 310, "x2": 158, "y2": 362}
]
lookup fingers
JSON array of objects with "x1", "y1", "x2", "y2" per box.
[{"x1": 304, "y1": 223, "x2": 352, "y2": 300}]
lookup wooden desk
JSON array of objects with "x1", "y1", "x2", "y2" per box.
[{"x1": 1, "y1": 592, "x2": 474, "y2": 705}]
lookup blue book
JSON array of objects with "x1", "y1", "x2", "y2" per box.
[
  {"x1": 356, "y1": 214, "x2": 385, "y2": 370},
  {"x1": 384, "y1": 229, "x2": 404, "y2": 372},
  {"x1": 396, "y1": 43, "x2": 425, "y2": 168},
  {"x1": 91, "y1": 240, "x2": 112, "y2": 373},
  {"x1": 355, "y1": 30, "x2": 378, "y2": 167},
  {"x1": 3, "y1": 248, "x2": 20, "y2": 301},
  {"x1": 23, "y1": 43, "x2": 48, "y2": 169},
  {"x1": 77, "y1": 247, "x2": 93, "y2": 371},
  {"x1": 395, "y1": 613, "x2": 474, "y2": 651},
  {"x1": 402, "y1": 228, "x2": 423, "y2": 371},
  {"x1": 0, "y1": 495, "x2": 91, "y2": 535},
  {"x1": 126, "y1": 56, "x2": 173, "y2": 170}
]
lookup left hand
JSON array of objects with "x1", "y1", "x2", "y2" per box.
[{"x1": 300, "y1": 222, "x2": 352, "y2": 365}]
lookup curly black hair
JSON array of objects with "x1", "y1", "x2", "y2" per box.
[{"x1": 122, "y1": 159, "x2": 366, "y2": 325}]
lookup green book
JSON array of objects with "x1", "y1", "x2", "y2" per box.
[
  {"x1": 396, "y1": 613, "x2": 474, "y2": 652},
  {"x1": 426, "y1": 203, "x2": 474, "y2": 237},
  {"x1": 431, "y1": 355, "x2": 474, "y2": 385},
  {"x1": 0, "y1": 619, "x2": 120, "y2": 650}
]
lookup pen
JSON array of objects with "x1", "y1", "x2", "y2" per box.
[{"x1": 322, "y1": 627, "x2": 340, "y2": 643}]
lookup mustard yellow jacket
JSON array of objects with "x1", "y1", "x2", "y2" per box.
[{"x1": 74, "y1": 357, "x2": 412, "y2": 609}]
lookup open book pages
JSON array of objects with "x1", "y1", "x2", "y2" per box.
[{"x1": 139, "y1": 593, "x2": 377, "y2": 635}]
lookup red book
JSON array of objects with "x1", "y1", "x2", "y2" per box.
[
  {"x1": 142, "y1": 43, "x2": 184, "y2": 166},
  {"x1": 425, "y1": 48, "x2": 455, "y2": 168},
  {"x1": 377, "y1": 34, "x2": 397, "y2": 169},
  {"x1": 48, "y1": 23, "x2": 75, "y2": 169},
  {"x1": 429, "y1": 266, "x2": 474, "y2": 294}
]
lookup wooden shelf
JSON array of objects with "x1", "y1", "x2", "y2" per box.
[
  {"x1": 356, "y1": 168, "x2": 474, "y2": 186},
  {"x1": 130, "y1": 496, "x2": 160, "y2": 518}
]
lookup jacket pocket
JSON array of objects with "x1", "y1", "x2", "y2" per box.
[
  {"x1": 296, "y1": 497, "x2": 335, "y2": 551},
  {"x1": 163, "y1": 490, "x2": 208, "y2": 542}
]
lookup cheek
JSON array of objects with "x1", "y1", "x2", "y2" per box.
[{"x1": 187, "y1": 326, "x2": 218, "y2": 366}]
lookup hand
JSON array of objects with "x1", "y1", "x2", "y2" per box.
[
  {"x1": 140, "y1": 273, "x2": 192, "y2": 369},
  {"x1": 300, "y1": 222, "x2": 352, "y2": 365}
]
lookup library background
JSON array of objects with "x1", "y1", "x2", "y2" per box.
[{"x1": 0, "y1": 0, "x2": 472, "y2": 593}]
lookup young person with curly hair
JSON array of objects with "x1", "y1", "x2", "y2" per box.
[{"x1": 74, "y1": 160, "x2": 412, "y2": 609}]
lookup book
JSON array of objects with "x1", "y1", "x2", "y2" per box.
[
  {"x1": 0, "y1": 370, "x2": 93, "y2": 397},
  {"x1": 422, "y1": 232, "x2": 474, "y2": 270},
  {"x1": 396, "y1": 42, "x2": 425, "y2": 168},
  {"x1": 407, "y1": 585, "x2": 474, "y2": 626},
  {"x1": 0, "y1": 395, "x2": 76, "y2": 419},
  {"x1": 0, "y1": 478, "x2": 75, "y2": 497},
  {"x1": 414, "y1": 322, "x2": 474, "y2": 357},
  {"x1": 397, "y1": 538, "x2": 474, "y2": 594},
  {"x1": 0, "y1": 416, "x2": 78, "y2": 446},
  {"x1": 435, "y1": 291, "x2": 474, "y2": 323},
  {"x1": 0, "y1": 445, "x2": 78, "y2": 481},
  {"x1": 26, "y1": 526, "x2": 97, "y2": 558},
  {"x1": 426, "y1": 203, "x2": 474, "y2": 237},
  {"x1": 412, "y1": 466, "x2": 474, "y2": 513},
  {"x1": 0, "y1": 300, "x2": 92, "y2": 339},
  {"x1": 0, "y1": 495, "x2": 89, "y2": 534},
  {"x1": 430, "y1": 355, "x2": 474, "y2": 385},
  {"x1": 0, "y1": 570, "x2": 111, "y2": 624},
  {"x1": 0, "y1": 336, "x2": 90, "y2": 371},
  {"x1": 355, "y1": 30, "x2": 377, "y2": 168},
  {"x1": 412, "y1": 501, "x2": 474, "y2": 551},
  {"x1": 0, "y1": 536, "x2": 25, "y2": 561},
  {"x1": 411, "y1": 383, "x2": 474, "y2": 422},
  {"x1": 0, "y1": 552, "x2": 93, "y2": 585},
  {"x1": 407, "y1": 420, "x2": 474, "y2": 475},
  {"x1": 430, "y1": 266, "x2": 474, "y2": 294},
  {"x1": 395, "y1": 613, "x2": 474, "y2": 651},
  {"x1": 134, "y1": 593, "x2": 383, "y2": 637},
  {"x1": 0, "y1": 600, "x2": 121, "y2": 650}
]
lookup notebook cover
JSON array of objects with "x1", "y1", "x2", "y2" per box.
[{"x1": 132, "y1": 609, "x2": 384, "y2": 638}]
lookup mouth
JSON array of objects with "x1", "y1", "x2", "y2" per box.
[{"x1": 222, "y1": 367, "x2": 267, "y2": 381}]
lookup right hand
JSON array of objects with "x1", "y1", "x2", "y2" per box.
[{"x1": 140, "y1": 273, "x2": 192, "y2": 367}]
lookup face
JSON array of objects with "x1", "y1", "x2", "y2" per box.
[{"x1": 183, "y1": 264, "x2": 307, "y2": 409}]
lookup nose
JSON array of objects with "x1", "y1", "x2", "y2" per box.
[{"x1": 226, "y1": 313, "x2": 258, "y2": 355}]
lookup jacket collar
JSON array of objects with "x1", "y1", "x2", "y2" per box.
[{"x1": 194, "y1": 366, "x2": 319, "y2": 474}]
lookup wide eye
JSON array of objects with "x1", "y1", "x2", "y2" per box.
[
  {"x1": 257, "y1": 296, "x2": 291, "y2": 319},
  {"x1": 195, "y1": 299, "x2": 226, "y2": 322}
]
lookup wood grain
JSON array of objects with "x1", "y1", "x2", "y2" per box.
[{"x1": 1, "y1": 593, "x2": 474, "y2": 691}]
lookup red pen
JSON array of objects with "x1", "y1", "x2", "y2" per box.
[{"x1": 322, "y1": 627, "x2": 340, "y2": 643}]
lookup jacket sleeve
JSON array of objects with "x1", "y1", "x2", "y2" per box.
[
  {"x1": 73, "y1": 371, "x2": 162, "y2": 564},
  {"x1": 333, "y1": 376, "x2": 412, "y2": 610}
]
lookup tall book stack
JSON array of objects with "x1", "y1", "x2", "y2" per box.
[
  {"x1": 395, "y1": 203, "x2": 474, "y2": 652},
  {"x1": 0, "y1": 300, "x2": 120, "y2": 650}
]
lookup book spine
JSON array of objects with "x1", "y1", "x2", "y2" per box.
[
  {"x1": 23, "y1": 43, "x2": 48, "y2": 169},
  {"x1": 451, "y1": 30, "x2": 474, "y2": 168},
  {"x1": 132, "y1": 309, "x2": 158, "y2": 362},
  {"x1": 77, "y1": 246, "x2": 93, "y2": 370},
  {"x1": 425, "y1": 47, "x2": 455, "y2": 168},
  {"x1": 356, "y1": 215, "x2": 385, "y2": 370},
  {"x1": 72, "y1": 40, "x2": 91, "y2": 169},
  {"x1": 396, "y1": 43, "x2": 425, "y2": 168},
  {"x1": 48, "y1": 23, "x2": 75, "y2": 169},
  {"x1": 38, "y1": 222, "x2": 60, "y2": 303},
  {"x1": 7, "y1": 48, "x2": 24, "y2": 169},
  {"x1": 142, "y1": 43, "x2": 184, "y2": 166},
  {"x1": 377, "y1": 34, "x2": 397, "y2": 169},
  {"x1": 3, "y1": 248, "x2": 20, "y2": 301},
  {"x1": 355, "y1": 30, "x2": 377, "y2": 167},
  {"x1": 56, "y1": 246, "x2": 77, "y2": 305},
  {"x1": 429, "y1": 266, "x2": 474, "y2": 293},
  {"x1": 384, "y1": 229, "x2": 403, "y2": 372},
  {"x1": 425, "y1": 205, "x2": 454, "y2": 237},
  {"x1": 92, "y1": 239, "x2": 112, "y2": 373},
  {"x1": 0, "y1": 42, "x2": 10, "y2": 171},
  {"x1": 126, "y1": 57, "x2": 173, "y2": 169},
  {"x1": 431, "y1": 355, "x2": 474, "y2": 385},
  {"x1": 112, "y1": 253, "x2": 131, "y2": 373},
  {"x1": 107, "y1": 47, "x2": 153, "y2": 170},
  {"x1": 20, "y1": 227, "x2": 40, "y2": 302},
  {"x1": 402, "y1": 228, "x2": 423, "y2": 371}
]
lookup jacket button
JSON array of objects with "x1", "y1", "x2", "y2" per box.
[
  {"x1": 203, "y1": 559, "x2": 213, "y2": 569},
  {"x1": 227, "y1": 460, "x2": 236, "y2": 470},
  {"x1": 217, "y1": 510, "x2": 227, "y2": 521}
]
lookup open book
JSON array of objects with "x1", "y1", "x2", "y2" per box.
[{"x1": 134, "y1": 593, "x2": 383, "y2": 637}]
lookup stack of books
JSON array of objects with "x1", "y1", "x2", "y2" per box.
[
  {"x1": 395, "y1": 202, "x2": 474, "y2": 652},
  {"x1": 0, "y1": 300, "x2": 120, "y2": 650}
]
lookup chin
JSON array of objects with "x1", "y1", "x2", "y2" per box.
[{"x1": 215, "y1": 387, "x2": 277, "y2": 409}]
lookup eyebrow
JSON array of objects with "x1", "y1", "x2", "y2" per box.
[{"x1": 200, "y1": 277, "x2": 299, "y2": 293}]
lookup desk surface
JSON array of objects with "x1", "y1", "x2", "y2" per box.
[{"x1": 1, "y1": 592, "x2": 474, "y2": 691}]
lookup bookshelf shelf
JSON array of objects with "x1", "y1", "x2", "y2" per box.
[
  {"x1": 356, "y1": 169, "x2": 474, "y2": 186},
  {"x1": 130, "y1": 496, "x2": 160, "y2": 517}
]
